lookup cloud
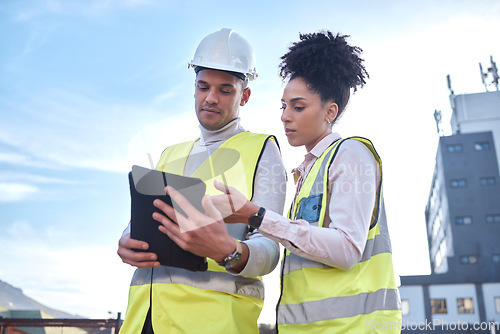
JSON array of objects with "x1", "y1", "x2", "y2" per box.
[
  {"x1": 126, "y1": 111, "x2": 199, "y2": 170},
  {"x1": 150, "y1": 86, "x2": 182, "y2": 107},
  {"x1": 19, "y1": 20, "x2": 62, "y2": 56},
  {"x1": 6, "y1": 220, "x2": 37, "y2": 239},
  {"x1": 0, "y1": 170, "x2": 80, "y2": 203},
  {"x1": 12, "y1": 0, "x2": 161, "y2": 21},
  {"x1": 0, "y1": 152, "x2": 63, "y2": 170},
  {"x1": 0, "y1": 86, "x2": 196, "y2": 173},
  {"x1": 0, "y1": 233, "x2": 134, "y2": 318},
  {"x1": 0, "y1": 183, "x2": 39, "y2": 202},
  {"x1": 0, "y1": 171, "x2": 72, "y2": 184}
]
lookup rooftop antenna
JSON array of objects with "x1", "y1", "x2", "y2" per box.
[
  {"x1": 489, "y1": 55, "x2": 499, "y2": 91},
  {"x1": 434, "y1": 109, "x2": 443, "y2": 136},
  {"x1": 447, "y1": 74, "x2": 456, "y2": 112},
  {"x1": 446, "y1": 74, "x2": 454, "y2": 95},
  {"x1": 479, "y1": 62, "x2": 488, "y2": 91},
  {"x1": 479, "y1": 55, "x2": 499, "y2": 92}
]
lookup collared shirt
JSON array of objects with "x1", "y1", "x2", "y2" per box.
[
  {"x1": 187, "y1": 118, "x2": 286, "y2": 277},
  {"x1": 259, "y1": 132, "x2": 380, "y2": 270}
]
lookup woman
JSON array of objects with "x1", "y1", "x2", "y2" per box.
[{"x1": 157, "y1": 31, "x2": 402, "y2": 333}]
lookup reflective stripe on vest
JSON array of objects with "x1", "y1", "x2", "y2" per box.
[
  {"x1": 121, "y1": 132, "x2": 275, "y2": 334},
  {"x1": 279, "y1": 288, "x2": 401, "y2": 325},
  {"x1": 130, "y1": 265, "x2": 264, "y2": 299},
  {"x1": 279, "y1": 137, "x2": 401, "y2": 333}
]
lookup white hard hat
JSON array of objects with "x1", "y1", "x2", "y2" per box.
[{"x1": 188, "y1": 28, "x2": 258, "y2": 81}]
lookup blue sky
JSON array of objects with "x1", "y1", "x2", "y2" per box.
[{"x1": 1, "y1": 0, "x2": 500, "y2": 324}]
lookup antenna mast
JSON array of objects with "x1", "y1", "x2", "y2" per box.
[
  {"x1": 479, "y1": 63, "x2": 488, "y2": 91},
  {"x1": 434, "y1": 109, "x2": 443, "y2": 136},
  {"x1": 490, "y1": 56, "x2": 499, "y2": 91},
  {"x1": 479, "y1": 55, "x2": 499, "y2": 92},
  {"x1": 447, "y1": 74, "x2": 454, "y2": 95}
]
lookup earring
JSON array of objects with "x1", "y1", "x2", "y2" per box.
[{"x1": 327, "y1": 119, "x2": 332, "y2": 124}]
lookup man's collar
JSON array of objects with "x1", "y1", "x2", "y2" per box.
[{"x1": 198, "y1": 118, "x2": 245, "y2": 145}]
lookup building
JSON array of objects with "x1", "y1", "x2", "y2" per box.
[{"x1": 399, "y1": 59, "x2": 500, "y2": 333}]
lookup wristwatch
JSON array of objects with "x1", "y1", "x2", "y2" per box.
[
  {"x1": 248, "y1": 207, "x2": 266, "y2": 229},
  {"x1": 218, "y1": 240, "x2": 243, "y2": 270}
]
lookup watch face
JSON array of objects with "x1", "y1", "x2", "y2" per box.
[
  {"x1": 225, "y1": 254, "x2": 242, "y2": 269},
  {"x1": 249, "y1": 214, "x2": 263, "y2": 229}
]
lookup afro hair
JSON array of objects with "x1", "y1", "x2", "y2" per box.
[{"x1": 279, "y1": 31, "x2": 369, "y2": 114}]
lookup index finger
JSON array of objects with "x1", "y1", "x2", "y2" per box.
[{"x1": 165, "y1": 185, "x2": 202, "y2": 219}]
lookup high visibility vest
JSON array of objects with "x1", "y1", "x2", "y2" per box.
[
  {"x1": 278, "y1": 137, "x2": 402, "y2": 334},
  {"x1": 120, "y1": 131, "x2": 277, "y2": 334}
]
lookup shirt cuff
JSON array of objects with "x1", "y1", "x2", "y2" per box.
[
  {"x1": 259, "y1": 210, "x2": 290, "y2": 237},
  {"x1": 229, "y1": 236, "x2": 279, "y2": 278}
]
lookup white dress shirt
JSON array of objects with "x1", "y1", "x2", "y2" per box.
[{"x1": 259, "y1": 132, "x2": 380, "y2": 270}]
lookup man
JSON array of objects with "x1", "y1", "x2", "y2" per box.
[{"x1": 118, "y1": 28, "x2": 286, "y2": 334}]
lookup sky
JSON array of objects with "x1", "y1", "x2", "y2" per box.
[{"x1": 1, "y1": 0, "x2": 500, "y2": 325}]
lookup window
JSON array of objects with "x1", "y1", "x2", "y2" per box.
[
  {"x1": 401, "y1": 299, "x2": 410, "y2": 315},
  {"x1": 430, "y1": 182, "x2": 441, "y2": 209},
  {"x1": 431, "y1": 299, "x2": 447, "y2": 314},
  {"x1": 432, "y1": 214, "x2": 442, "y2": 239},
  {"x1": 455, "y1": 216, "x2": 472, "y2": 225},
  {"x1": 492, "y1": 254, "x2": 500, "y2": 263},
  {"x1": 460, "y1": 255, "x2": 478, "y2": 264},
  {"x1": 475, "y1": 142, "x2": 490, "y2": 150},
  {"x1": 446, "y1": 144, "x2": 463, "y2": 152},
  {"x1": 486, "y1": 214, "x2": 500, "y2": 223},
  {"x1": 480, "y1": 177, "x2": 496, "y2": 186},
  {"x1": 450, "y1": 179, "x2": 467, "y2": 188},
  {"x1": 496, "y1": 297, "x2": 500, "y2": 313},
  {"x1": 434, "y1": 240, "x2": 447, "y2": 273},
  {"x1": 457, "y1": 298, "x2": 474, "y2": 314}
]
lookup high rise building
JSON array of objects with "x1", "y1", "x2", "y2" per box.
[{"x1": 399, "y1": 58, "x2": 500, "y2": 333}]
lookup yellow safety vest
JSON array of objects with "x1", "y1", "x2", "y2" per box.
[
  {"x1": 278, "y1": 137, "x2": 402, "y2": 334},
  {"x1": 120, "y1": 131, "x2": 276, "y2": 334}
]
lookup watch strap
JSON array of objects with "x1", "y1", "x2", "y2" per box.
[
  {"x1": 249, "y1": 207, "x2": 266, "y2": 229},
  {"x1": 218, "y1": 239, "x2": 242, "y2": 268}
]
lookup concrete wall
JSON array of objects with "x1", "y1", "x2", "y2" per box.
[
  {"x1": 428, "y1": 284, "x2": 480, "y2": 324},
  {"x1": 399, "y1": 285, "x2": 426, "y2": 325},
  {"x1": 482, "y1": 282, "x2": 500, "y2": 322},
  {"x1": 450, "y1": 91, "x2": 500, "y2": 175},
  {"x1": 437, "y1": 132, "x2": 500, "y2": 282}
]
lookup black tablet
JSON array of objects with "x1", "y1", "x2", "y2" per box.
[{"x1": 129, "y1": 165, "x2": 208, "y2": 271}]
